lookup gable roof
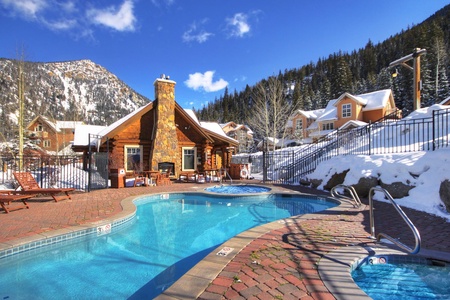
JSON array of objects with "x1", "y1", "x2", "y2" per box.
[
  {"x1": 27, "y1": 115, "x2": 84, "y2": 133},
  {"x1": 333, "y1": 89, "x2": 393, "y2": 111},
  {"x1": 73, "y1": 101, "x2": 238, "y2": 149},
  {"x1": 200, "y1": 121, "x2": 239, "y2": 146}
]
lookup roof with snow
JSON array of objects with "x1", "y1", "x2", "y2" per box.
[
  {"x1": 27, "y1": 115, "x2": 85, "y2": 133},
  {"x1": 73, "y1": 125, "x2": 107, "y2": 146}
]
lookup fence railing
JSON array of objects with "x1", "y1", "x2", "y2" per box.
[
  {"x1": 0, "y1": 153, "x2": 108, "y2": 191},
  {"x1": 234, "y1": 107, "x2": 450, "y2": 184}
]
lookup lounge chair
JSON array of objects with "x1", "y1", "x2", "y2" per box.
[
  {"x1": 0, "y1": 192, "x2": 35, "y2": 213},
  {"x1": 13, "y1": 172, "x2": 75, "y2": 202}
]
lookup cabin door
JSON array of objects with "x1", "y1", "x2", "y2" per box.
[{"x1": 215, "y1": 150, "x2": 223, "y2": 169}]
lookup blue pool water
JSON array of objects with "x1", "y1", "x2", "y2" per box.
[
  {"x1": 352, "y1": 257, "x2": 450, "y2": 299},
  {"x1": 205, "y1": 184, "x2": 271, "y2": 194},
  {"x1": 0, "y1": 193, "x2": 336, "y2": 299}
]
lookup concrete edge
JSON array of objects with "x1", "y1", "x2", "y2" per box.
[{"x1": 318, "y1": 244, "x2": 450, "y2": 300}]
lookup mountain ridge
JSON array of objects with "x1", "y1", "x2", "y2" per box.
[{"x1": 0, "y1": 58, "x2": 150, "y2": 141}]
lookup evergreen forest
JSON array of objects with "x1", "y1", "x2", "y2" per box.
[{"x1": 196, "y1": 4, "x2": 450, "y2": 141}]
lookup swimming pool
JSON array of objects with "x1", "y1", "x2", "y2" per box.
[
  {"x1": 0, "y1": 192, "x2": 337, "y2": 299},
  {"x1": 352, "y1": 255, "x2": 450, "y2": 299},
  {"x1": 205, "y1": 184, "x2": 271, "y2": 194}
]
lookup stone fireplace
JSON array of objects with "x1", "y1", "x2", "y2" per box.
[
  {"x1": 150, "y1": 75, "x2": 181, "y2": 175},
  {"x1": 158, "y1": 162, "x2": 175, "y2": 176}
]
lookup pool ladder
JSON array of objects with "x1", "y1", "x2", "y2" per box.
[
  {"x1": 368, "y1": 186, "x2": 421, "y2": 254},
  {"x1": 219, "y1": 168, "x2": 233, "y2": 186},
  {"x1": 331, "y1": 185, "x2": 421, "y2": 254},
  {"x1": 330, "y1": 184, "x2": 362, "y2": 208}
]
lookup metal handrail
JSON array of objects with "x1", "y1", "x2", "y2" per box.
[
  {"x1": 220, "y1": 168, "x2": 233, "y2": 185},
  {"x1": 330, "y1": 184, "x2": 362, "y2": 208},
  {"x1": 369, "y1": 187, "x2": 421, "y2": 254}
]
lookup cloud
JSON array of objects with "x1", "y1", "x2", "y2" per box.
[
  {"x1": 87, "y1": 0, "x2": 136, "y2": 32},
  {"x1": 185, "y1": 71, "x2": 228, "y2": 92},
  {"x1": 226, "y1": 12, "x2": 250, "y2": 38},
  {"x1": 0, "y1": 0, "x2": 48, "y2": 18},
  {"x1": 182, "y1": 19, "x2": 213, "y2": 43}
]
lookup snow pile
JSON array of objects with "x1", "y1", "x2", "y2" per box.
[{"x1": 309, "y1": 149, "x2": 450, "y2": 220}]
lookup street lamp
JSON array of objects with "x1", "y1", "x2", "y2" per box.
[{"x1": 389, "y1": 48, "x2": 427, "y2": 111}]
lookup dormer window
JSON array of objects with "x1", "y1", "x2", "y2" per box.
[{"x1": 342, "y1": 104, "x2": 352, "y2": 118}]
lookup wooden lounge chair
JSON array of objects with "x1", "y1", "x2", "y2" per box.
[
  {"x1": 13, "y1": 172, "x2": 75, "y2": 202},
  {"x1": 0, "y1": 192, "x2": 35, "y2": 213}
]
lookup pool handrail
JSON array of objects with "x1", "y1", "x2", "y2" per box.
[
  {"x1": 330, "y1": 184, "x2": 362, "y2": 208},
  {"x1": 220, "y1": 168, "x2": 233, "y2": 185},
  {"x1": 369, "y1": 186, "x2": 421, "y2": 254}
]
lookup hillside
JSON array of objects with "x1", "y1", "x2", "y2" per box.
[
  {"x1": 197, "y1": 4, "x2": 450, "y2": 140},
  {"x1": 0, "y1": 59, "x2": 149, "y2": 141}
]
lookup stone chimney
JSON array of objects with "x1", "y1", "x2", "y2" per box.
[{"x1": 150, "y1": 75, "x2": 180, "y2": 174}]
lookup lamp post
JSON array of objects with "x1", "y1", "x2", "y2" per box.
[{"x1": 389, "y1": 48, "x2": 427, "y2": 111}]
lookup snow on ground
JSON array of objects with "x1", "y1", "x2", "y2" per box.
[{"x1": 308, "y1": 149, "x2": 450, "y2": 221}]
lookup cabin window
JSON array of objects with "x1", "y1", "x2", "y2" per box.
[
  {"x1": 295, "y1": 119, "x2": 303, "y2": 137},
  {"x1": 182, "y1": 147, "x2": 197, "y2": 171},
  {"x1": 342, "y1": 103, "x2": 352, "y2": 118},
  {"x1": 43, "y1": 140, "x2": 51, "y2": 148},
  {"x1": 125, "y1": 145, "x2": 143, "y2": 172},
  {"x1": 36, "y1": 124, "x2": 43, "y2": 131},
  {"x1": 322, "y1": 123, "x2": 334, "y2": 131}
]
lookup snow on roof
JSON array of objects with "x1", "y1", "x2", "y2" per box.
[
  {"x1": 73, "y1": 124, "x2": 107, "y2": 146},
  {"x1": 359, "y1": 89, "x2": 392, "y2": 111},
  {"x1": 184, "y1": 109, "x2": 201, "y2": 125},
  {"x1": 316, "y1": 99, "x2": 338, "y2": 122},
  {"x1": 439, "y1": 96, "x2": 450, "y2": 105},
  {"x1": 56, "y1": 121, "x2": 85, "y2": 130},
  {"x1": 200, "y1": 121, "x2": 236, "y2": 141},
  {"x1": 301, "y1": 108, "x2": 325, "y2": 119},
  {"x1": 403, "y1": 104, "x2": 449, "y2": 120},
  {"x1": 340, "y1": 120, "x2": 368, "y2": 130}
]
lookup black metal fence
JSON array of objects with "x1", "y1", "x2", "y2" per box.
[
  {"x1": 0, "y1": 153, "x2": 109, "y2": 191},
  {"x1": 233, "y1": 107, "x2": 450, "y2": 184}
]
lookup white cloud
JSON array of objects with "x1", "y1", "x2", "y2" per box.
[
  {"x1": 44, "y1": 19, "x2": 77, "y2": 31},
  {"x1": 185, "y1": 71, "x2": 228, "y2": 92},
  {"x1": 182, "y1": 20, "x2": 213, "y2": 43},
  {"x1": 226, "y1": 12, "x2": 250, "y2": 38},
  {"x1": 0, "y1": 0, "x2": 48, "y2": 18},
  {"x1": 87, "y1": 0, "x2": 136, "y2": 32}
]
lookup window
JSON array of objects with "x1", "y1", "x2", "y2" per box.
[
  {"x1": 295, "y1": 119, "x2": 303, "y2": 137},
  {"x1": 342, "y1": 103, "x2": 352, "y2": 118},
  {"x1": 182, "y1": 147, "x2": 197, "y2": 171},
  {"x1": 36, "y1": 124, "x2": 43, "y2": 131},
  {"x1": 43, "y1": 140, "x2": 51, "y2": 148},
  {"x1": 125, "y1": 145, "x2": 142, "y2": 172},
  {"x1": 322, "y1": 123, "x2": 334, "y2": 131}
]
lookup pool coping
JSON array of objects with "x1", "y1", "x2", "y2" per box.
[{"x1": 318, "y1": 244, "x2": 450, "y2": 300}]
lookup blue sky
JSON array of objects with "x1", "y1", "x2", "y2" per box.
[{"x1": 0, "y1": 0, "x2": 448, "y2": 109}]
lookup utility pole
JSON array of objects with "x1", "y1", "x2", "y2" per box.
[
  {"x1": 18, "y1": 61, "x2": 25, "y2": 170},
  {"x1": 389, "y1": 48, "x2": 427, "y2": 111}
]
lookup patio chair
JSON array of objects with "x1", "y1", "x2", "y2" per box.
[
  {"x1": 13, "y1": 172, "x2": 75, "y2": 202},
  {"x1": 0, "y1": 192, "x2": 35, "y2": 213},
  {"x1": 156, "y1": 167, "x2": 172, "y2": 186}
]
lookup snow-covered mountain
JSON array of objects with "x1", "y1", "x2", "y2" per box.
[{"x1": 0, "y1": 58, "x2": 149, "y2": 140}]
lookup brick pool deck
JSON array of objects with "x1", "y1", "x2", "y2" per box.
[{"x1": 1, "y1": 181, "x2": 449, "y2": 299}]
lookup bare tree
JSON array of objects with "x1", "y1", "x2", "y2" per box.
[{"x1": 248, "y1": 77, "x2": 297, "y2": 150}]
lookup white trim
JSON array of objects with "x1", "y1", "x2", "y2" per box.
[
  {"x1": 124, "y1": 145, "x2": 143, "y2": 172},
  {"x1": 182, "y1": 146, "x2": 197, "y2": 171}
]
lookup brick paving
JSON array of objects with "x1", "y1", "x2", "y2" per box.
[{"x1": 1, "y1": 182, "x2": 449, "y2": 300}]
